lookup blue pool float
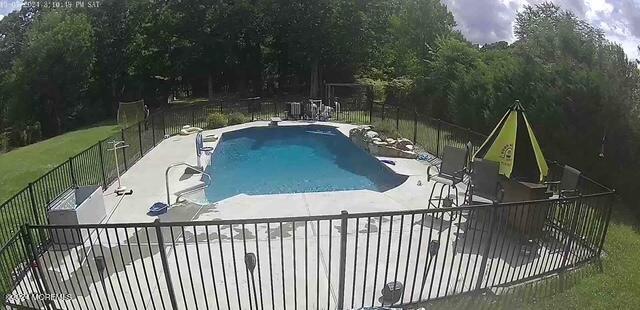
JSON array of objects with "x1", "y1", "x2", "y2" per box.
[
  {"x1": 148, "y1": 202, "x2": 169, "y2": 216},
  {"x1": 417, "y1": 154, "x2": 431, "y2": 161}
]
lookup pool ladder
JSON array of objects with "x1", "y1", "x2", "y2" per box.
[{"x1": 165, "y1": 162, "x2": 212, "y2": 205}]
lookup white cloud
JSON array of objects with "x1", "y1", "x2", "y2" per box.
[
  {"x1": 0, "y1": 0, "x2": 22, "y2": 17},
  {"x1": 445, "y1": 0, "x2": 640, "y2": 61}
]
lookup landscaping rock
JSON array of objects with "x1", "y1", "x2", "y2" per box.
[
  {"x1": 395, "y1": 138, "x2": 415, "y2": 151},
  {"x1": 349, "y1": 125, "x2": 418, "y2": 159},
  {"x1": 365, "y1": 130, "x2": 379, "y2": 140}
]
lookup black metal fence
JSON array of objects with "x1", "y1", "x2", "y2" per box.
[
  {"x1": 0, "y1": 98, "x2": 615, "y2": 309},
  {"x1": 5, "y1": 191, "x2": 612, "y2": 309}
]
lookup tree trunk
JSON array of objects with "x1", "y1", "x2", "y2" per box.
[
  {"x1": 310, "y1": 58, "x2": 320, "y2": 98},
  {"x1": 208, "y1": 73, "x2": 214, "y2": 104}
]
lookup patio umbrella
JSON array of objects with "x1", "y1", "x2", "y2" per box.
[{"x1": 474, "y1": 100, "x2": 549, "y2": 182}]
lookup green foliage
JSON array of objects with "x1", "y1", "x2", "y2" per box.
[
  {"x1": 371, "y1": 121, "x2": 401, "y2": 139},
  {"x1": 408, "y1": 3, "x2": 640, "y2": 205},
  {"x1": 4, "y1": 10, "x2": 95, "y2": 136},
  {"x1": 227, "y1": 112, "x2": 249, "y2": 125},
  {"x1": 207, "y1": 112, "x2": 229, "y2": 129},
  {"x1": 383, "y1": 0, "x2": 456, "y2": 77},
  {"x1": 0, "y1": 124, "x2": 118, "y2": 204},
  {"x1": 0, "y1": 133, "x2": 7, "y2": 153},
  {"x1": 0, "y1": 1, "x2": 637, "y2": 209},
  {"x1": 357, "y1": 77, "x2": 414, "y2": 103}
]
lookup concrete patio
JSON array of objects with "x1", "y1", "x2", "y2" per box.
[
  {"x1": 8, "y1": 121, "x2": 592, "y2": 309},
  {"x1": 101, "y1": 121, "x2": 445, "y2": 224}
]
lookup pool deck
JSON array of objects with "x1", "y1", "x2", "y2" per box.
[
  {"x1": 102, "y1": 121, "x2": 448, "y2": 224},
  {"x1": 11, "y1": 121, "x2": 582, "y2": 309}
]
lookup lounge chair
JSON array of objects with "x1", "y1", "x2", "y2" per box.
[
  {"x1": 287, "y1": 102, "x2": 301, "y2": 120},
  {"x1": 462, "y1": 159, "x2": 504, "y2": 232},
  {"x1": 465, "y1": 159, "x2": 504, "y2": 204},
  {"x1": 179, "y1": 125, "x2": 203, "y2": 135},
  {"x1": 427, "y1": 146, "x2": 468, "y2": 210},
  {"x1": 545, "y1": 165, "x2": 581, "y2": 198}
]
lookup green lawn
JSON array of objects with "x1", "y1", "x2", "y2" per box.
[
  {"x1": 427, "y1": 205, "x2": 640, "y2": 310},
  {"x1": 0, "y1": 124, "x2": 119, "y2": 205},
  {"x1": 0, "y1": 116, "x2": 638, "y2": 308}
]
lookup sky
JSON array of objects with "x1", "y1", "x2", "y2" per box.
[
  {"x1": 0, "y1": 0, "x2": 638, "y2": 60},
  {"x1": 442, "y1": 0, "x2": 640, "y2": 60}
]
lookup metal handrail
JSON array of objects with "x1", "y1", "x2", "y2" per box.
[{"x1": 165, "y1": 162, "x2": 212, "y2": 205}]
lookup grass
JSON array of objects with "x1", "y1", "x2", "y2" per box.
[
  {"x1": 0, "y1": 123, "x2": 120, "y2": 299},
  {"x1": 425, "y1": 205, "x2": 640, "y2": 310},
  {"x1": 0, "y1": 107, "x2": 639, "y2": 307},
  {"x1": 0, "y1": 124, "x2": 119, "y2": 205}
]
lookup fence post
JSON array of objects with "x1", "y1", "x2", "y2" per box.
[
  {"x1": 27, "y1": 183, "x2": 40, "y2": 225},
  {"x1": 369, "y1": 97, "x2": 373, "y2": 123},
  {"x1": 436, "y1": 119, "x2": 442, "y2": 158},
  {"x1": 21, "y1": 225, "x2": 54, "y2": 309},
  {"x1": 121, "y1": 129, "x2": 128, "y2": 171},
  {"x1": 137, "y1": 122, "x2": 144, "y2": 157},
  {"x1": 395, "y1": 106, "x2": 400, "y2": 130},
  {"x1": 337, "y1": 210, "x2": 349, "y2": 310},
  {"x1": 596, "y1": 193, "x2": 614, "y2": 259},
  {"x1": 413, "y1": 110, "x2": 418, "y2": 143},
  {"x1": 191, "y1": 108, "x2": 196, "y2": 126},
  {"x1": 155, "y1": 219, "x2": 178, "y2": 309},
  {"x1": 251, "y1": 101, "x2": 255, "y2": 121},
  {"x1": 98, "y1": 141, "x2": 107, "y2": 189},
  {"x1": 475, "y1": 203, "x2": 497, "y2": 291},
  {"x1": 68, "y1": 157, "x2": 77, "y2": 186},
  {"x1": 381, "y1": 102, "x2": 385, "y2": 121},
  {"x1": 151, "y1": 114, "x2": 157, "y2": 146},
  {"x1": 562, "y1": 195, "x2": 582, "y2": 268},
  {"x1": 162, "y1": 111, "x2": 167, "y2": 138}
]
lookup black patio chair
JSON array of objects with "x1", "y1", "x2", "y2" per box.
[
  {"x1": 545, "y1": 165, "x2": 581, "y2": 198},
  {"x1": 427, "y1": 146, "x2": 468, "y2": 210},
  {"x1": 462, "y1": 159, "x2": 504, "y2": 235},
  {"x1": 465, "y1": 159, "x2": 504, "y2": 204}
]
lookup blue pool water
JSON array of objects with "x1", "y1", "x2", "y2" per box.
[{"x1": 204, "y1": 125, "x2": 407, "y2": 202}]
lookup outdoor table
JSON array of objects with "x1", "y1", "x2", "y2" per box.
[{"x1": 499, "y1": 179, "x2": 552, "y2": 240}]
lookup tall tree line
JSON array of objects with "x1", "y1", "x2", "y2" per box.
[
  {"x1": 0, "y1": 1, "x2": 639, "y2": 205},
  {"x1": 0, "y1": 0, "x2": 425, "y2": 137}
]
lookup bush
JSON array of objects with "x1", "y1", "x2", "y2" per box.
[
  {"x1": 372, "y1": 121, "x2": 401, "y2": 139},
  {"x1": 207, "y1": 112, "x2": 228, "y2": 129},
  {"x1": 227, "y1": 112, "x2": 248, "y2": 125},
  {"x1": 0, "y1": 132, "x2": 8, "y2": 153}
]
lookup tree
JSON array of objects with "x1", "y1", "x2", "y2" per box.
[
  {"x1": 5, "y1": 10, "x2": 95, "y2": 135},
  {"x1": 0, "y1": 6, "x2": 39, "y2": 130},
  {"x1": 87, "y1": 0, "x2": 133, "y2": 114},
  {"x1": 386, "y1": 0, "x2": 456, "y2": 77}
]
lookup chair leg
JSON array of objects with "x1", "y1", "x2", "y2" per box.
[
  {"x1": 437, "y1": 184, "x2": 447, "y2": 209},
  {"x1": 455, "y1": 186, "x2": 460, "y2": 207},
  {"x1": 447, "y1": 185, "x2": 456, "y2": 221},
  {"x1": 428, "y1": 182, "x2": 438, "y2": 209}
]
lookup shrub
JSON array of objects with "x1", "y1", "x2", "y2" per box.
[
  {"x1": 207, "y1": 112, "x2": 228, "y2": 129},
  {"x1": 0, "y1": 132, "x2": 8, "y2": 153},
  {"x1": 372, "y1": 120, "x2": 401, "y2": 139},
  {"x1": 227, "y1": 112, "x2": 248, "y2": 125}
]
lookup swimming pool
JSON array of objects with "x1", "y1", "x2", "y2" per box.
[{"x1": 204, "y1": 125, "x2": 407, "y2": 202}]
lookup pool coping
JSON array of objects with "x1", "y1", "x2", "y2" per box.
[{"x1": 102, "y1": 121, "x2": 451, "y2": 224}]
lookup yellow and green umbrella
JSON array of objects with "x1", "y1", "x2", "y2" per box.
[{"x1": 474, "y1": 100, "x2": 548, "y2": 182}]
